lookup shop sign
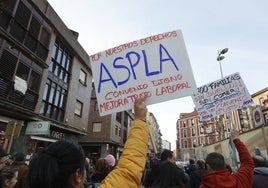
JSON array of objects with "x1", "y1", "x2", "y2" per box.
[
  {"x1": 50, "y1": 130, "x2": 65, "y2": 140},
  {"x1": 25, "y1": 121, "x2": 50, "y2": 135}
]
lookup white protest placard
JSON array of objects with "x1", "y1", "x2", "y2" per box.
[
  {"x1": 192, "y1": 72, "x2": 253, "y2": 121},
  {"x1": 90, "y1": 30, "x2": 197, "y2": 116}
]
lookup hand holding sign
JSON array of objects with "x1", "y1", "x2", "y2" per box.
[
  {"x1": 134, "y1": 96, "x2": 147, "y2": 122},
  {"x1": 230, "y1": 129, "x2": 239, "y2": 140}
]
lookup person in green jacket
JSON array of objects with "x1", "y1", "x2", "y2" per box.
[{"x1": 100, "y1": 96, "x2": 149, "y2": 188}]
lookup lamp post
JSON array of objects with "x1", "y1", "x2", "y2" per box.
[
  {"x1": 216, "y1": 48, "x2": 230, "y2": 139},
  {"x1": 216, "y1": 48, "x2": 228, "y2": 79}
]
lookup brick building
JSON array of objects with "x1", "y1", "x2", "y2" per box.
[{"x1": 176, "y1": 87, "x2": 268, "y2": 161}]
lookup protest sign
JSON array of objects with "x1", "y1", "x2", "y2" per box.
[
  {"x1": 90, "y1": 30, "x2": 197, "y2": 116},
  {"x1": 192, "y1": 72, "x2": 253, "y2": 121}
]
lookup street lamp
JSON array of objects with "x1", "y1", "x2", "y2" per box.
[
  {"x1": 216, "y1": 48, "x2": 230, "y2": 141},
  {"x1": 216, "y1": 48, "x2": 228, "y2": 79}
]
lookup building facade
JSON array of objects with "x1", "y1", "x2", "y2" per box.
[
  {"x1": 147, "y1": 112, "x2": 162, "y2": 155},
  {"x1": 177, "y1": 86, "x2": 268, "y2": 162},
  {"x1": 176, "y1": 108, "x2": 242, "y2": 161},
  {"x1": 251, "y1": 87, "x2": 268, "y2": 125},
  {"x1": 79, "y1": 85, "x2": 134, "y2": 162},
  {"x1": 0, "y1": 0, "x2": 92, "y2": 157},
  {"x1": 162, "y1": 140, "x2": 171, "y2": 150}
]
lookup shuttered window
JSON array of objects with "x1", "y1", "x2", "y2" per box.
[
  {"x1": 29, "y1": 16, "x2": 41, "y2": 39},
  {"x1": 0, "y1": 50, "x2": 17, "y2": 79},
  {"x1": 9, "y1": 22, "x2": 27, "y2": 43},
  {"x1": 7, "y1": 1, "x2": 51, "y2": 61},
  {"x1": 14, "y1": 1, "x2": 31, "y2": 29},
  {"x1": 16, "y1": 62, "x2": 30, "y2": 81}
]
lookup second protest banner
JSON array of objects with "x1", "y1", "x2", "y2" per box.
[{"x1": 192, "y1": 72, "x2": 253, "y2": 121}]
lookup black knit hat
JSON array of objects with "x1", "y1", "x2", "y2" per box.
[
  {"x1": 14, "y1": 152, "x2": 25, "y2": 162},
  {"x1": 160, "y1": 149, "x2": 173, "y2": 161}
]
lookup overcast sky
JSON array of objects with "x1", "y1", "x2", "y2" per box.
[{"x1": 48, "y1": 0, "x2": 268, "y2": 150}]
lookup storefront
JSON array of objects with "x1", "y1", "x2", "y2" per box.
[{"x1": 23, "y1": 120, "x2": 87, "y2": 162}]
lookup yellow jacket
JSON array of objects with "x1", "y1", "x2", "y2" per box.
[{"x1": 100, "y1": 119, "x2": 149, "y2": 188}]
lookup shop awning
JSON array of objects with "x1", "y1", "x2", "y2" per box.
[
  {"x1": 50, "y1": 123, "x2": 87, "y2": 136},
  {"x1": 30, "y1": 136, "x2": 58, "y2": 142}
]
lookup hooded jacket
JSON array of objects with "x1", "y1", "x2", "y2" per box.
[
  {"x1": 252, "y1": 167, "x2": 268, "y2": 188},
  {"x1": 99, "y1": 119, "x2": 149, "y2": 188},
  {"x1": 199, "y1": 138, "x2": 254, "y2": 188}
]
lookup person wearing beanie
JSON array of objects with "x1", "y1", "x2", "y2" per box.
[
  {"x1": 104, "y1": 154, "x2": 115, "y2": 169},
  {"x1": 12, "y1": 153, "x2": 29, "y2": 188}
]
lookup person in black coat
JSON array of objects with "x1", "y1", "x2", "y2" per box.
[
  {"x1": 151, "y1": 161, "x2": 187, "y2": 188},
  {"x1": 190, "y1": 160, "x2": 207, "y2": 188},
  {"x1": 144, "y1": 150, "x2": 188, "y2": 188},
  {"x1": 185, "y1": 158, "x2": 196, "y2": 176}
]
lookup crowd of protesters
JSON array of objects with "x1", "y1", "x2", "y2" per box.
[{"x1": 0, "y1": 97, "x2": 267, "y2": 188}]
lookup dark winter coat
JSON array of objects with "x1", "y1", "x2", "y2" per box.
[
  {"x1": 252, "y1": 167, "x2": 268, "y2": 188},
  {"x1": 190, "y1": 169, "x2": 207, "y2": 188}
]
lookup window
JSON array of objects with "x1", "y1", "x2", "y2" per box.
[
  {"x1": 183, "y1": 130, "x2": 187, "y2": 137},
  {"x1": 200, "y1": 138, "x2": 204, "y2": 146},
  {"x1": 116, "y1": 112, "x2": 122, "y2": 123},
  {"x1": 0, "y1": 49, "x2": 40, "y2": 109},
  {"x1": 93, "y1": 123, "x2": 102, "y2": 132},
  {"x1": 119, "y1": 127, "x2": 122, "y2": 137},
  {"x1": 14, "y1": 1, "x2": 31, "y2": 28},
  {"x1": 264, "y1": 113, "x2": 268, "y2": 124},
  {"x1": 75, "y1": 100, "x2": 83, "y2": 117},
  {"x1": 49, "y1": 41, "x2": 72, "y2": 83},
  {"x1": 39, "y1": 27, "x2": 50, "y2": 48},
  {"x1": 200, "y1": 127, "x2": 204, "y2": 134},
  {"x1": 48, "y1": 82, "x2": 56, "y2": 103},
  {"x1": 0, "y1": 50, "x2": 17, "y2": 79},
  {"x1": 45, "y1": 40, "x2": 71, "y2": 122},
  {"x1": 0, "y1": 0, "x2": 16, "y2": 29},
  {"x1": 192, "y1": 128, "x2": 196, "y2": 136},
  {"x1": 259, "y1": 97, "x2": 264, "y2": 106},
  {"x1": 192, "y1": 139, "x2": 197, "y2": 147},
  {"x1": 16, "y1": 62, "x2": 30, "y2": 81},
  {"x1": 29, "y1": 70, "x2": 41, "y2": 92},
  {"x1": 115, "y1": 125, "x2": 118, "y2": 135},
  {"x1": 40, "y1": 79, "x2": 66, "y2": 121},
  {"x1": 8, "y1": 1, "x2": 51, "y2": 61},
  {"x1": 94, "y1": 101, "x2": 99, "y2": 111},
  {"x1": 79, "y1": 69, "x2": 87, "y2": 85},
  {"x1": 184, "y1": 140, "x2": 188, "y2": 148},
  {"x1": 191, "y1": 118, "x2": 195, "y2": 125}
]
